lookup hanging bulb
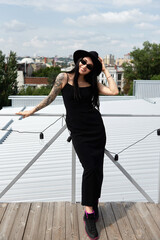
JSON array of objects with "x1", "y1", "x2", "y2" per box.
[
  {"x1": 40, "y1": 132, "x2": 44, "y2": 139},
  {"x1": 114, "y1": 154, "x2": 119, "y2": 161},
  {"x1": 67, "y1": 135, "x2": 72, "y2": 142},
  {"x1": 39, "y1": 132, "x2": 44, "y2": 145}
]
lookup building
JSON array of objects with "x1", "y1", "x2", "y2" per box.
[
  {"x1": 104, "y1": 54, "x2": 115, "y2": 65},
  {"x1": 116, "y1": 53, "x2": 132, "y2": 66},
  {"x1": 99, "y1": 65, "x2": 124, "y2": 92}
]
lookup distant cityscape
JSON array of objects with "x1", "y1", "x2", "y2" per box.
[{"x1": 16, "y1": 53, "x2": 133, "y2": 93}]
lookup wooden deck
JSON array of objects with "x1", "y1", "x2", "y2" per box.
[{"x1": 0, "y1": 202, "x2": 160, "y2": 240}]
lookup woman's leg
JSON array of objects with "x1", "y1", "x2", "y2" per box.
[{"x1": 85, "y1": 206, "x2": 93, "y2": 213}]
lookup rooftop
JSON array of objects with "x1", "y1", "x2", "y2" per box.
[
  {"x1": 0, "y1": 201, "x2": 160, "y2": 240},
  {"x1": 0, "y1": 95, "x2": 160, "y2": 239},
  {"x1": 0, "y1": 97, "x2": 160, "y2": 203}
]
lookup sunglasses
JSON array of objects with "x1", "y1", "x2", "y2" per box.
[{"x1": 80, "y1": 59, "x2": 93, "y2": 71}]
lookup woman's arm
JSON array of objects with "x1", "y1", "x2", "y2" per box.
[
  {"x1": 16, "y1": 72, "x2": 66, "y2": 118},
  {"x1": 98, "y1": 57, "x2": 119, "y2": 96}
]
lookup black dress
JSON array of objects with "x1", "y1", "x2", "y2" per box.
[{"x1": 62, "y1": 80, "x2": 106, "y2": 206}]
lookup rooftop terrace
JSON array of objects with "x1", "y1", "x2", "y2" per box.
[{"x1": 0, "y1": 201, "x2": 160, "y2": 240}]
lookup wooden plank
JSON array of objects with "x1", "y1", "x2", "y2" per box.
[
  {"x1": 0, "y1": 203, "x2": 8, "y2": 222},
  {"x1": 96, "y1": 204, "x2": 109, "y2": 240},
  {"x1": 37, "y1": 202, "x2": 50, "y2": 240},
  {"x1": 66, "y1": 202, "x2": 79, "y2": 240},
  {"x1": 0, "y1": 203, "x2": 19, "y2": 240},
  {"x1": 9, "y1": 203, "x2": 30, "y2": 240},
  {"x1": 135, "y1": 202, "x2": 160, "y2": 240},
  {"x1": 96, "y1": 203, "x2": 108, "y2": 240},
  {"x1": 45, "y1": 202, "x2": 55, "y2": 240},
  {"x1": 77, "y1": 203, "x2": 108, "y2": 240},
  {"x1": 1, "y1": 201, "x2": 160, "y2": 240},
  {"x1": 52, "y1": 202, "x2": 65, "y2": 240},
  {"x1": 100, "y1": 202, "x2": 122, "y2": 240},
  {"x1": 77, "y1": 203, "x2": 88, "y2": 240},
  {"x1": 111, "y1": 202, "x2": 137, "y2": 240},
  {"x1": 123, "y1": 202, "x2": 152, "y2": 240},
  {"x1": 145, "y1": 203, "x2": 160, "y2": 230},
  {"x1": 23, "y1": 202, "x2": 43, "y2": 240}
]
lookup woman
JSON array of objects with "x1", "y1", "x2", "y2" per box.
[{"x1": 17, "y1": 50, "x2": 119, "y2": 240}]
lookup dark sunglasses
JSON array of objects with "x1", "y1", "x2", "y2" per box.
[{"x1": 80, "y1": 59, "x2": 93, "y2": 71}]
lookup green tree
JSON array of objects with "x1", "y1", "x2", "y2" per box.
[
  {"x1": 48, "y1": 66, "x2": 61, "y2": 86},
  {"x1": 0, "y1": 50, "x2": 18, "y2": 109},
  {"x1": 151, "y1": 74, "x2": 160, "y2": 80},
  {"x1": 122, "y1": 41, "x2": 160, "y2": 94},
  {"x1": 0, "y1": 50, "x2": 6, "y2": 109},
  {"x1": 18, "y1": 86, "x2": 52, "y2": 95},
  {"x1": 32, "y1": 66, "x2": 61, "y2": 87}
]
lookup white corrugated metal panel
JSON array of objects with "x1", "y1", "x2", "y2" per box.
[
  {"x1": 8, "y1": 95, "x2": 64, "y2": 107},
  {"x1": 8, "y1": 95, "x2": 136, "y2": 107},
  {"x1": 0, "y1": 99, "x2": 160, "y2": 203},
  {"x1": 134, "y1": 80, "x2": 160, "y2": 98}
]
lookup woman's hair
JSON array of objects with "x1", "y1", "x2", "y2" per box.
[{"x1": 67, "y1": 58, "x2": 100, "y2": 109}]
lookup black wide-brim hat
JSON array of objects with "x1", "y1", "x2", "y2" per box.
[{"x1": 73, "y1": 50, "x2": 102, "y2": 76}]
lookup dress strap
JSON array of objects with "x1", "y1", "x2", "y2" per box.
[{"x1": 66, "y1": 73, "x2": 69, "y2": 83}]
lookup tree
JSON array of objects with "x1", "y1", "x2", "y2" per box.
[
  {"x1": 122, "y1": 41, "x2": 160, "y2": 94},
  {"x1": 0, "y1": 50, "x2": 18, "y2": 109},
  {"x1": 48, "y1": 66, "x2": 61, "y2": 86},
  {"x1": 32, "y1": 66, "x2": 61, "y2": 87},
  {"x1": 151, "y1": 74, "x2": 160, "y2": 80},
  {"x1": 0, "y1": 51, "x2": 6, "y2": 109},
  {"x1": 18, "y1": 86, "x2": 51, "y2": 95}
]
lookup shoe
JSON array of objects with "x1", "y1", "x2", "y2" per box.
[
  {"x1": 93, "y1": 201, "x2": 99, "y2": 221},
  {"x1": 83, "y1": 210, "x2": 98, "y2": 240}
]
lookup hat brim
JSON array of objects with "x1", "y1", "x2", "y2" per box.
[{"x1": 73, "y1": 50, "x2": 102, "y2": 76}]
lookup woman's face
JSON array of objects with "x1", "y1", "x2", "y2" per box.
[{"x1": 79, "y1": 57, "x2": 93, "y2": 75}]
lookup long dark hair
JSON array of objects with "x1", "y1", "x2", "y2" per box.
[{"x1": 67, "y1": 58, "x2": 100, "y2": 109}]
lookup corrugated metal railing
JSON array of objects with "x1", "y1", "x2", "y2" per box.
[{"x1": 0, "y1": 113, "x2": 160, "y2": 203}]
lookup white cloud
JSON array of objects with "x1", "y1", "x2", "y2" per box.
[
  {"x1": 23, "y1": 36, "x2": 48, "y2": 48},
  {"x1": 152, "y1": 29, "x2": 160, "y2": 35},
  {"x1": 0, "y1": 0, "x2": 159, "y2": 58},
  {"x1": 131, "y1": 33, "x2": 144, "y2": 38},
  {"x1": 135, "y1": 22, "x2": 157, "y2": 30},
  {"x1": 112, "y1": 0, "x2": 152, "y2": 6},
  {"x1": 0, "y1": 38, "x2": 5, "y2": 43},
  {"x1": 65, "y1": 9, "x2": 160, "y2": 26},
  {"x1": 4, "y1": 20, "x2": 27, "y2": 32},
  {"x1": 0, "y1": 0, "x2": 107, "y2": 13},
  {"x1": 0, "y1": 0, "x2": 154, "y2": 11}
]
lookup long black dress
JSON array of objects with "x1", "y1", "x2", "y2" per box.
[{"x1": 62, "y1": 80, "x2": 106, "y2": 206}]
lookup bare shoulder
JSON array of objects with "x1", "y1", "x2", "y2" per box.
[
  {"x1": 54, "y1": 72, "x2": 67, "y2": 88},
  {"x1": 67, "y1": 72, "x2": 74, "y2": 86}
]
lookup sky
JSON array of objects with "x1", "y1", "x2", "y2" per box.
[{"x1": 0, "y1": 0, "x2": 160, "y2": 59}]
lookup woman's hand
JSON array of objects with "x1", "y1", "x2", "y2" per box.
[
  {"x1": 98, "y1": 57, "x2": 106, "y2": 72},
  {"x1": 16, "y1": 109, "x2": 35, "y2": 118}
]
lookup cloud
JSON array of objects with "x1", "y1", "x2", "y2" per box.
[
  {"x1": 0, "y1": 38, "x2": 5, "y2": 43},
  {"x1": 135, "y1": 22, "x2": 157, "y2": 30},
  {"x1": 112, "y1": 0, "x2": 152, "y2": 6},
  {"x1": 0, "y1": 0, "x2": 108, "y2": 13},
  {"x1": 23, "y1": 36, "x2": 48, "y2": 48},
  {"x1": 65, "y1": 9, "x2": 160, "y2": 26},
  {"x1": 3, "y1": 19, "x2": 27, "y2": 32},
  {"x1": 152, "y1": 29, "x2": 160, "y2": 35},
  {"x1": 131, "y1": 33, "x2": 144, "y2": 38}
]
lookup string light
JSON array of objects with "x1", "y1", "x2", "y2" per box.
[
  {"x1": 0, "y1": 119, "x2": 159, "y2": 162},
  {"x1": 0, "y1": 115, "x2": 64, "y2": 141},
  {"x1": 110, "y1": 128, "x2": 160, "y2": 161}
]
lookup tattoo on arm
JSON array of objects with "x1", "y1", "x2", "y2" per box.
[{"x1": 34, "y1": 73, "x2": 65, "y2": 112}]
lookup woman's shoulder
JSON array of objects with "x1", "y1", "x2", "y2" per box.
[
  {"x1": 56, "y1": 72, "x2": 67, "y2": 88},
  {"x1": 61, "y1": 72, "x2": 74, "y2": 88}
]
